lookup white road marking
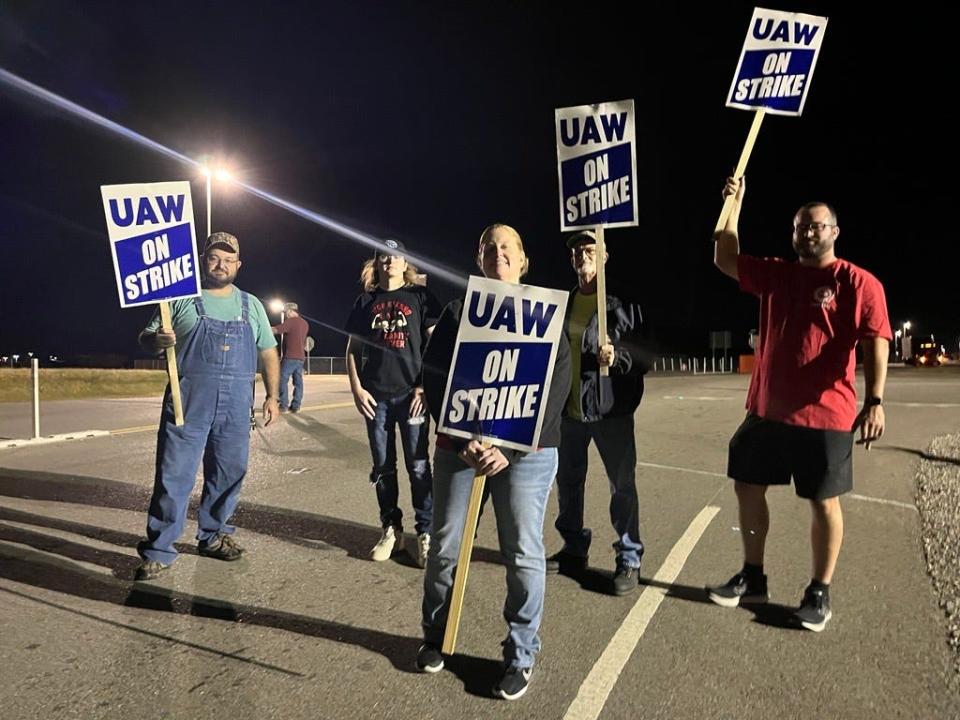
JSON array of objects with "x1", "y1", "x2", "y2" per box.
[
  {"x1": 563, "y1": 505, "x2": 720, "y2": 720},
  {"x1": 638, "y1": 462, "x2": 920, "y2": 513},
  {"x1": 847, "y1": 494, "x2": 918, "y2": 512}
]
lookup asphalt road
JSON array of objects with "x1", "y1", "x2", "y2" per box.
[{"x1": 1, "y1": 368, "x2": 958, "y2": 719}]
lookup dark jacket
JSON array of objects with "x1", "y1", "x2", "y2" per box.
[
  {"x1": 566, "y1": 287, "x2": 648, "y2": 422},
  {"x1": 422, "y1": 297, "x2": 571, "y2": 463}
]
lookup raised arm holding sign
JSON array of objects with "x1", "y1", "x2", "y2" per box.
[
  {"x1": 715, "y1": 8, "x2": 828, "y2": 232},
  {"x1": 418, "y1": 225, "x2": 570, "y2": 701}
]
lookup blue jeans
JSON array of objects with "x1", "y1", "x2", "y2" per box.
[
  {"x1": 555, "y1": 415, "x2": 644, "y2": 568},
  {"x1": 279, "y1": 358, "x2": 304, "y2": 409},
  {"x1": 139, "y1": 293, "x2": 257, "y2": 565},
  {"x1": 422, "y1": 446, "x2": 557, "y2": 669},
  {"x1": 365, "y1": 391, "x2": 433, "y2": 534}
]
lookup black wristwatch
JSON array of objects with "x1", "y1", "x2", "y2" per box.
[{"x1": 864, "y1": 396, "x2": 882, "y2": 407}]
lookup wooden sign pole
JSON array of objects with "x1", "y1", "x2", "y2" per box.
[
  {"x1": 594, "y1": 225, "x2": 609, "y2": 377},
  {"x1": 158, "y1": 301, "x2": 184, "y2": 426},
  {"x1": 442, "y1": 445, "x2": 491, "y2": 654},
  {"x1": 714, "y1": 109, "x2": 766, "y2": 233}
]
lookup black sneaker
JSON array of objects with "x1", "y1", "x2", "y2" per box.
[
  {"x1": 545, "y1": 550, "x2": 588, "y2": 575},
  {"x1": 198, "y1": 533, "x2": 245, "y2": 561},
  {"x1": 415, "y1": 643, "x2": 444, "y2": 673},
  {"x1": 612, "y1": 561, "x2": 639, "y2": 596},
  {"x1": 494, "y1": 665, "x2": 532, "y2": 700},
  {"x1": 134, "y1": 560, "x2": 170, "y2": 581},
  {"x1": 794, "y1": 584, "x2": 832, "y2": 632},
  {"x1": 706, "y1": 571, "x2": 769, "y2": 607},
  {"x1": 289, "y1": 406, "x2": 300, "y2": 414}
]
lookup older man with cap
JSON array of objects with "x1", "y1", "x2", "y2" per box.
[
  {"x1": 546, "y1": 230, "x2": 648, "y2": 596},
  {"x1": 134, "y1": 231, "x2": 280, "y2": 581},
  {"x1": 272, "y1": 302, "x2": 310, "y2": 413}
]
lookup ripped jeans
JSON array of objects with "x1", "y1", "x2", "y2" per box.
[{"x1": 365, "y1": 390, "x2": 433, "y2": 534}]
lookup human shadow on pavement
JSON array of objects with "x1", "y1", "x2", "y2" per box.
[
  {"x1": 256, "y1": 412, "x2": 369, "y2": 458},
  {"x1": 641, "y1": 577, "x2": 801, "y2": 630},
  {"x1": 551, "y1": 569, "x2": 800, "y2": 629},
  {"x1": 0, "y1": 542, "x2": 423, "y2": 673},
  {"x1": 0, "y1": 467, "x2": 367, "y2": 552},
  {"x1": 0, "y1": 505, "x2": 197, "y2": 560},
  {"x1": 553, "y1": 563, "x2": 638, "y2": 596},
  {"x1": 885, "y1": 445, "x2": 960, "y2": 466},
  {"x1": 0, "y1": 467, "x2": 503, "y2": 565},
  {"x1": 443, "y1": 653, "x2": 508, "y2": 698}
]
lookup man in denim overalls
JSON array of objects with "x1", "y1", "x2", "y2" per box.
[{"x1": 134, "y1": 232, "x2": 281, "y2": 581}]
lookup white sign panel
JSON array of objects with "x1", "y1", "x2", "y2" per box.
[
  {"x1": 438, "y1": 276, "x2": 569, "y2": 452},
  {"x1": 726, "y1": 7, "x2": 828, "y2": 116},
  {"x1": 100, "y1": 181, "x2": 201, "y2": 308},
  {"x1": 556, "y1": 99, "x2": 638, "y2": 231}
]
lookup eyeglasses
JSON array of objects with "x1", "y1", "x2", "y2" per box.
[
  {"x1": 572, "y1": 246, "x2": 598, "y2": 258},
  {"x1": 793, "y1": 222, "x2": 836, "y2": 234},
  {"x1": 206, "y1": 255, "x2": 239, "y2": 267}
]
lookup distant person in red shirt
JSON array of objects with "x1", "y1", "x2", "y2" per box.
[
  {"x1": 271, "y1": 303, "x2": 309, "y2": 413},
  {"x1": 708, "y1": 176, "x2": 891, "y2": 632}
]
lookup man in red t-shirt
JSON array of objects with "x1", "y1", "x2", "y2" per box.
[
  {"x1": 271, "y1": 303, "x2": 310, "y2": 413},
  {"x1": 707, "y1": 176, "x2": 891, "y2": 632}
]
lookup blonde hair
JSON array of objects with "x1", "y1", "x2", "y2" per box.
[
  {"x1": 359, "y1": 258, "x2": 420, "y2": 292},
  {"x1": 476, "y1": 223, "x2": 530, "y2": 278}
]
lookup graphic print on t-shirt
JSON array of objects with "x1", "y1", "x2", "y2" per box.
[
  {"x1": 370, "y1": 299, "x2": 413, "y2": 349},
  {"x1": 812, "y1": 285, "x2": 836, "y2": 308}
]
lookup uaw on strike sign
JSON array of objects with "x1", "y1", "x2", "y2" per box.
[
  {"x1": 726, "y1": 8, "x2": 828, "y2": 116},
  {"x1": 438, "y1": 276, "x2": 568, "y2": 452},
  {"x1": 100, "y1": 181, "x2": 201, "y2": 308},
  {"x1": 555, "y1": 99, "x2": 638, "y2": 231}
]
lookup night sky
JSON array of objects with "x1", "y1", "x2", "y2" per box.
[{"x1": 0, "y1": 2, "x2": 954, "y2": 362}]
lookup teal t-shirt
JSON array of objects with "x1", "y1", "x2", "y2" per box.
[{"x1": 144, "y1": 287, "x2": 277, "y2": 353}]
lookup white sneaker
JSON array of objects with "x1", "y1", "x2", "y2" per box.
[
  {"x1": 371, "y1": 525, "x2": 402, "y2": 562},
  {"x1": 415, "y1": 533, "x2": 431, "y2": 568}
]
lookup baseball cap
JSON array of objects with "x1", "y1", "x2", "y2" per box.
[
  {"x1": 565, "y1": 230, "x2": 598, "y2": 249},
  {"x1": 204, "y1": 231, "x2": 240, "y2": 254},
  {"x1": 374, "y1": 238, "x2": 406, "y2": 258}
]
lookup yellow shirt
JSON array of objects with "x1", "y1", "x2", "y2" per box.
[{"x1": 565, "y1": 290, "x2": 598, "y2": 419}]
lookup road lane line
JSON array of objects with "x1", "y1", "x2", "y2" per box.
[
  {"x1": 636, "y1": 460, "x2": 726, "y2": 478},
  {"x1": 638, "y1": 461, "x2": 918, "y2": 513},
  {"x1": 848, "y1": 494, "x2": 917, "y2": 512},
  {"x1": 108, "y1": 401, "x2": 355, "y2": 436},
  {"x1": 563, "y1": 505, "x2": 720, "y2": 720}
]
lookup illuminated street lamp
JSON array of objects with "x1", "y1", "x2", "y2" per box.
[
  {"x1": 269, "y1": 298, "x2": 286, "y2": 359},
  {"x1": 199, "y1": 162, "x2": 236, "y2": 239},
  {"x1": 901, "y1": 321, "x2": 913, "y2": 362}
]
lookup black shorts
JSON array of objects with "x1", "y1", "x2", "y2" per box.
[{"x1": 727, "y1": 414, "x2": 853, "y2": 500}]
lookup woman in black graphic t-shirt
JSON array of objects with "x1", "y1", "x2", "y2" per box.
[{"x1": 345, "y1": 239, "x2": 442, "y2": 568}]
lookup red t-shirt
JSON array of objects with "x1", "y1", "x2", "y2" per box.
[
  {"x1": 274, "y1": 315, "x2": 309, "y2": 360},
  {"x1": 738, "y1": 255, "x2": 891, "y2": 431}
]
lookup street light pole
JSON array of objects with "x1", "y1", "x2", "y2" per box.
[{"x1": 206, "y1": 170, "x2": 212, "y2": 239}]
